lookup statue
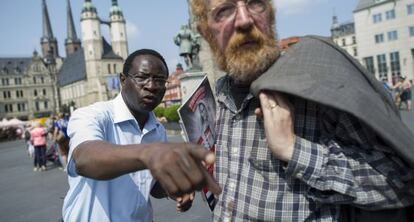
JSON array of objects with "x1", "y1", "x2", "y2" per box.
[{"x1": 174, "y1": 24, "x2": 201, "y2": 70}]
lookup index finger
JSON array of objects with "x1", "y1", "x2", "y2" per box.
[{"x1": 189, "y1": 147, "x2": 222, "y2": 195}]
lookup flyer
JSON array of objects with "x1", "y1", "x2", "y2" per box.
[{"x1": 177, "y1": 76, "x2": 217, "y2": 211}]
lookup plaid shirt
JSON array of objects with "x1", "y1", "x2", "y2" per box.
[{"x1": 213, "y1": 76, "x2": 414, "y2": 222}]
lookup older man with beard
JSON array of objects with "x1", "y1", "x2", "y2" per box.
[{"x1": 190, "y1": 0, "x2": 414, "y2": 221}]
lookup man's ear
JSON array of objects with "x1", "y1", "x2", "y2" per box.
[{"x1": 119, "y1": 72, "x2": 127, "y2": 87}]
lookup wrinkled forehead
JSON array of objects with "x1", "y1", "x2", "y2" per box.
[{"x1": 131, "y1": 55, "x2": 167, "y2": 76}]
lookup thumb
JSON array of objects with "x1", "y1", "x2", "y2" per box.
[{"x1": 189, "y1": 146, "x2": 215, "y2": 164}]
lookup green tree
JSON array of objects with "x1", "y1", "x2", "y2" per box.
[
  {"x1": 154, "y1": 106, "x2": 165, "y2": 118},
  {"x1": 164, "y1": 105, "x2": 180, "y2": 122}
]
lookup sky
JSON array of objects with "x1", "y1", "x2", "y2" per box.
[{"x1": 0, "y1": 0, "x2": 358, "y2": 71}]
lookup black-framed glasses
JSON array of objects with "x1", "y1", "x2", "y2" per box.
[
  {"x1": 209, "y1": 0, "x2": 268, "y2": 23},
  {"x1": 127, "y1": 74, "x2": 169, "y2": 87}
]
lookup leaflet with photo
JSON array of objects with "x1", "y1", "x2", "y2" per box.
[{"x1": 177, "y1": 76, "x2": 217, "y2": 212}]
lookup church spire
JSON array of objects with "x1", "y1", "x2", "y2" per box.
[
  {"x1": 41, "y1": 0, "x2": 59, "y2": 58},
  {"x1": 42, "y1": 0, "x2": 54, "y2": 40},
  {"x1": 65, "y1": 0, "x2": 81, "y2": 56}
]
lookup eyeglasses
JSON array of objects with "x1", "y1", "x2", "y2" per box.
[
  {"x1": 128, "y1": 74, "x2": 169, "y2": 87},
  {"x1": 209, "y1": 0, "x2": 268, "y2": 23}
]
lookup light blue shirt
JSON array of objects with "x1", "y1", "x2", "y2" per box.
[{"x1": 62, "y1": 93, "x2": 167, "y2": 222}]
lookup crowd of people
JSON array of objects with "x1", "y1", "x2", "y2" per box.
[{"x1": 23, "y1": 113, "x2": 70, "y2": 172}]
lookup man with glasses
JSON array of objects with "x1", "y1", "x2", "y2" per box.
[
  {"x1": 62, "y1": 49, "x2": 220, "y2": 222},
  {"x1": 190, "y1": 0, "x2": 414, "y2": 221}
]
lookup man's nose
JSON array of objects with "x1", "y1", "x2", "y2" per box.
[
  {"x1": 234, "y1": 1, "x2": 254, "y2": 31},
  {"x1": 143, "y1": 79, "x2": 157, "y2": 91}
]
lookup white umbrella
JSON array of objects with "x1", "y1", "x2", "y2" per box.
[{"x1": 4, "y1": 118, "x2": 25, "y2": 127}]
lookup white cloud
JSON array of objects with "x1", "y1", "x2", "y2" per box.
[
  {"x1": 126, "y1": 21, "x2": 140, "y2": 40},
  {"x1": 274, "y1": 0, "x2": 325, "y2": 15}
]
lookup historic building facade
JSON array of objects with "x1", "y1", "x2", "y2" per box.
[
  {"x1": 0, "y1": 0, "x2": 62, "y2": 120},
  {"x1": 354, "y1": 0, "x2": 414, "y2": 82},
  {"x1": 331, "y1": 15, "x2": 358, "y2": 59},
  {"x1": 0, "y1": 0, "x2": 127, "y2": 120}
]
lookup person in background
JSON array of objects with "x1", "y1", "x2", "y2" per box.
[
  {"x1": 30, "y1": 122, "x2": 47, "y2": 171},
  {"x1": 62, "y1": 49, "x2": 220, "y2": 222},
  {"x1": 393, "y1": 76, "x2": 413, "y2": 111},
  {"x1": 53, "y1": 113, "x2": 69, "y2": 168}
]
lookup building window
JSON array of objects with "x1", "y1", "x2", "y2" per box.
[
  {"x1": 363, "y1": 57, "x2": 375, "y2": 74},
  {"x1": 353, "y1": 47, "x2": 358, "y2": 57},
  {"x1": 342, "y1": 38, "x2": 346, "y2": 46},
  {"x1": 16, "y1": 90, "x2": 20, "y2": 98},
  {"x1": 409, "y1": 26, "x2": 414, "y2": 37},
  {"x1": 3, "y1": 91, "x2": 11, "y2": 99},
  {"x1": 43, "y1": 89, "x2": 46, "y2": 96},
  {"x1": 377, "y1": 54, "x2": 387, "y2": 78},
  {"x1": 387, "y1": 30, "x2": 398, "y2": 41},
  {"x1": 5, "y1": 104, "x2": 13, "y2": 113},
  {"x1": 375, "y1": 34, "x2": 384, "y2": 43},
  {"x1": 408, "y1": 4, "x2": 414, "y2": 15},
  {"x1": 41, "y1": 76, "x2": 44, "y2": 83},
  {"x1": 35, "y1": 101, "x2": 39, "y2": 111},
  {"x1": 2, "y1": 78, "x2": 9, "y2": 86},
  {"x1": 33, "y1": 77, "x2": 36, "y2": 84},
  {"x1": 352, "y1": 36, "x2": 356, "y2": 44},
  {"x1": 385, "y1": 9, "x2": 396, "y2": 20},
  {"x1": 373, "y1": 13, "x2": 382, "y2": 23},
  {"x1": 390, "y1": 52, "x2": 401, "y2": 76},
  {"x1": 108, "y1": 64, "x2": 111, "y2": 73},
  {"x1": 44, "y1": 101, "x2": 48, "y2": 109},
  {"x1": 34, "y1": 89, "x2": 37, "y2": 97},
  {"x1": 14, "y1": 78, "x2": 22, "y2": 85},
  {"x1": 113, "y1": 64, "x2": 117, "y2": 73}
]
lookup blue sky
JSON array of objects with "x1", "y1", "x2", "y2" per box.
[{"x1": 0, "y1": 0, "x2": 358, "y2": 71}]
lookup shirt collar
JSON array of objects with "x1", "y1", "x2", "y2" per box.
[
  {"x1": 113, "y1": 93, "x2": 135, "y2": 124},
  {"x1": 112, "y1": 93, "x2": 160, "y2": 132},
  {"x1": 216, "y1": 75, "x2": 255, "y2": 112}
]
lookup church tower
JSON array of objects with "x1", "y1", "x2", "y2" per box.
[
  {"x1": 41, "y1": 0, "x2": 59, "y2": 58},
  {"x1": 80, "y1": 0, "x2": 103, "y2": 79},
  {"x1": 65, "y1": 0, "x2": 81, "y2": 56},
  {"x1": 109, "y1": 0, "x2": 128, "y2": 60}
]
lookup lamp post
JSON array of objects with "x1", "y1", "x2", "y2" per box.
[{"x1": 45, "y1": 49, "x2": 60, "y2": 114}]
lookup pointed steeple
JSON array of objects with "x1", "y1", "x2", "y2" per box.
[
  {"x1": 40, "y1": 0, "x2": 59, "y2": 58},
  {"x1": 42, "y1": 0, "x2": 54, "y2": 40},
  {"x1": 65, "y1": 0, "x2": 81, "y2": 56}
]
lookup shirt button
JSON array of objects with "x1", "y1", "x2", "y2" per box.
[
  {"x1": 296, "y1": 172, "x2": 303, "y2": 179},
  {"x1": 227, "y1": 200, "x2": 235, "y2": 210},
  {"x1": 231, "y1": 147, "x2": 238, "y2": 154},
  {"x1": 228, "y1": 181, "x2": 236, "y2": 190}
]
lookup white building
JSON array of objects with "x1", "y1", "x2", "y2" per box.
[
  {"x1": 354, "y1": 0, "x2": 414, "y2": 82},
  {"x1": 331, "y1": 15, "x2": 358, "y2": 59}
]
